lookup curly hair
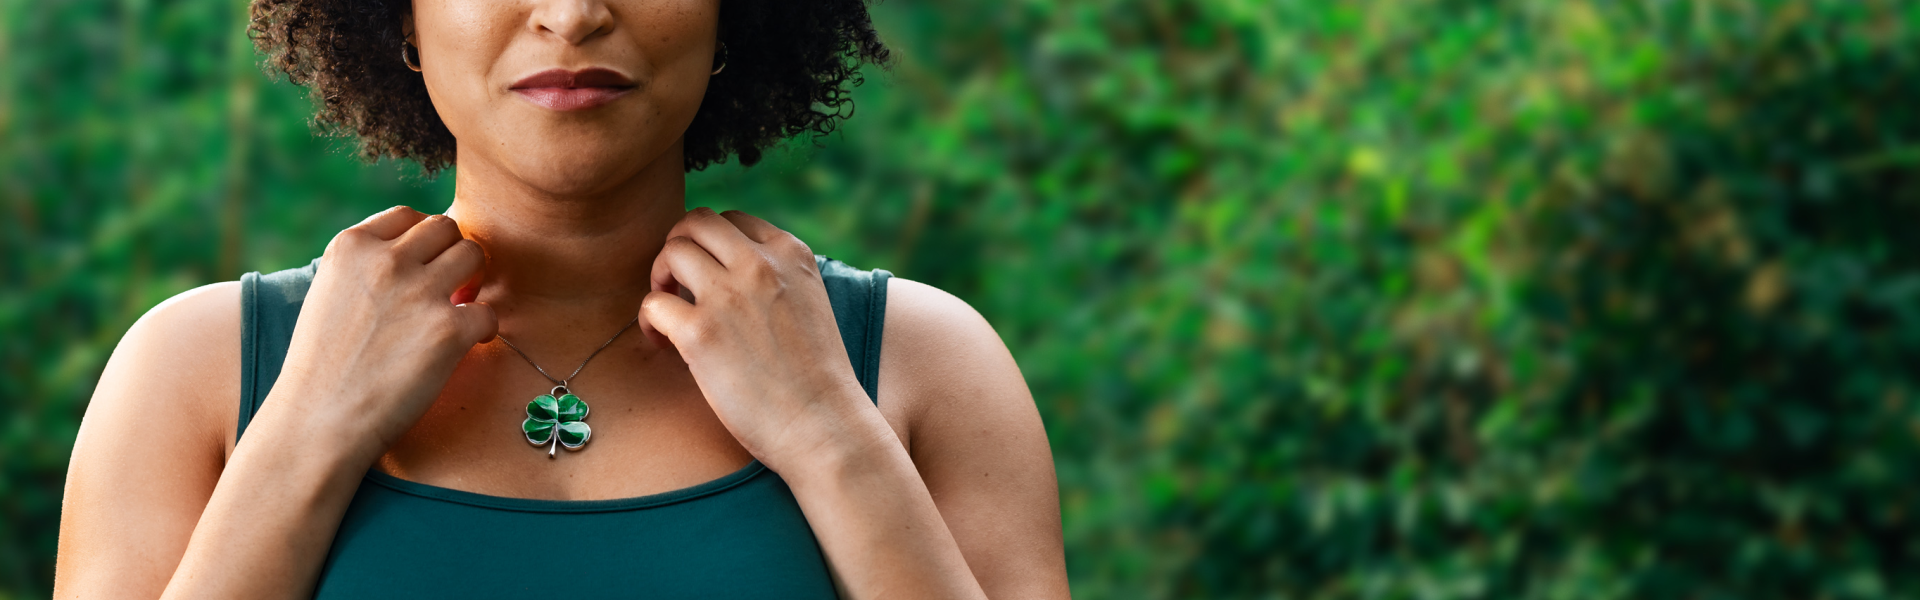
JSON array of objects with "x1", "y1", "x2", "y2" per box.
[{"x1": 247, "y1": 0, "x2": 890, "y2": 174}]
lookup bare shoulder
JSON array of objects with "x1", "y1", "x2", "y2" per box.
[
  {"x1": 876, "y1": 277, "x2": 1036, "y2": 441},
  {"x1": 55, "y1": 281, "x2": 239, "y2": 599},
  {"x1": 877, "y1": 277, "x2": 1071, "y2": 599},
  {"x1": 84, "y1": 281, "x2": 243, "y2": 453}
]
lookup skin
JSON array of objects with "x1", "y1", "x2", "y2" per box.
[{"x1": 52, "y1": 1, "x2": 1069, "y2": 599}]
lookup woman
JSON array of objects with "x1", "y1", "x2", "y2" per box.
[{"x1": 52, "y1": 0, "x2": 1068, "y2": 598}]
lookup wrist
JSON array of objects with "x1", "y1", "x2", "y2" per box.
[
  {"x1": 768, "y1": 393, "x2": 902, "y2": 488},
  {"x1": 247, "y1": 382, "x2": 391, "y2": 472},
  {"x1": 221, "y1": 401, "x2": 382, "y2": 530}
]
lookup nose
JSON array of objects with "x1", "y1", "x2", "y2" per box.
[{"x1": 528, "y1": 0, "x2": 614, "y2": 45}]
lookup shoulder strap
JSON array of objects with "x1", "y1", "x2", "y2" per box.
[
  {"x1": 237, "y1": 258, "x2": 319, "y2": 441},
  {"x1": 815, "y1": 255, "x2": 892, "y2": 406}
]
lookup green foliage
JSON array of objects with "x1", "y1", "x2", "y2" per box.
[{"x1": 5, "y1": 0, "x2": 1920, "y2": 598}]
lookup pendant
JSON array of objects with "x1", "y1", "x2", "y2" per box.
[{"x1": 522, "y1": 385, "x2": 592, "y2": 458}]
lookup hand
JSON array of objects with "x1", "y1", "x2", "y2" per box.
[
  {"x1": 269, "y1": 206, "x2": 497, "y2": 459},
  {"x1": 641, "y1": 208, "x2": 886, "y2": 474}
]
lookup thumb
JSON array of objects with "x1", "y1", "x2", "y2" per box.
[
  {"x1": 451, "y1": 301, "x2": 499, "y2": 345},
  {"x1": 640, "y1": 290, "x2": 699, "y2": 350}
]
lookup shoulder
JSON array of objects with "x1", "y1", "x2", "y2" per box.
[
  {"x1": 109, "y1": 281, "x2": 242, "y2": 388},
  {"x1": 875, "y1": 277, "x2": 1071, "y2": 599},
  {"x1": 117, "y1": 280, "x2": 242, "y2": 379},
  {"x1": 130, "y1": 280, "x2": 244, "y2": 340},
  {"x1": 86, "y1": 281, "x2": 242, "y2": 454},
  {"x1": 877, "y1": 277, "x2": 1036, "y2": 448},
  {"x1": 881, "y1": 277, "x2": 1002, "y2": 364},
  {"x1": 56, "y1": 281, "x2": 239, "y2": 597}
]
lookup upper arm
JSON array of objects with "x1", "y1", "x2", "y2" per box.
[
  {"x1": 54, "y1": 282, "x2": 240, "y2": 599},
  {"x1": 877, "y1": 278, "x2": 1070, "y2": 600}
]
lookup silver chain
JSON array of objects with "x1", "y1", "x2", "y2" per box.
[{"x1": 495, "y1": 317, "x2": 639, "y2": 389}]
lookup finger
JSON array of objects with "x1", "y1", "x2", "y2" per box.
[
  {"x1": 427, "y1": 238, "x2": 487, "y2": 293},
  {"x1": 448, "y1": 301, "x2": 499, "y2": 346},
  {"x1": 664, "y1": 207, "x2": 756, "y2": 267},
  {"x1": 392, "y1": 214, "x2": 466, "y2": 264},
  {"x1": 651, "y1": 235, "x2": 724, "y2": 297},
  {"x1": 639, "y1": 289, "x2": 699, "y2": 351},
  {"x1": 352, "y1": 205, "x2": 430, "y2": 241},
  {"x1": 450, "y1": 271, "x2": 483, "y2": 305},
  {"x1": 716, "y1": 210, "x2": 783, "y2": 244},
  {"x1": 720, "y1": 210, "x2": 813, "y2": 261}
]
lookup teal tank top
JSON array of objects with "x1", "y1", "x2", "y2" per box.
[{"x1": 237, "y1": 256, "x2": 892, "y2": 598}]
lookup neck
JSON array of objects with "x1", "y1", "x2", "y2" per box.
[{"x1": 443, "y1": 142, "x2": 686, "y2": 339}]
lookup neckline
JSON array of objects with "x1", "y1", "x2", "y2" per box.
[{"x1": 362, "y1": 459, "x2": 769, "y2": 514}]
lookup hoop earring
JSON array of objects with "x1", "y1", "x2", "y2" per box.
[
  {"x1": 401, "y1": 41, "x2": 422, "y2": 72},
  {"x1": 710, "y1": 42, "x2": 727, "y2": 76}
]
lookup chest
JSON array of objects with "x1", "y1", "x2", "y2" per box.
[
  {"x1": 320, "y1": 345, "x2": 843, "y2": 599},
  {"x1": 376, "y1": 342, "x2": 758, "y2": 501}
]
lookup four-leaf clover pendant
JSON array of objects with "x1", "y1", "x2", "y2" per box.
[{"x1": 523, "y1": 386, "x2": 591, "y2": 458}]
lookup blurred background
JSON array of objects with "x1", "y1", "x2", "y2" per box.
[{"x1": 5, "y1": 0, "x2": 1920, "y2": 598}]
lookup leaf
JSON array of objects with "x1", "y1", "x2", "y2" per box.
[
  {"x1": 556, "y1": 394, "x2": 589, "y2": 422},
  {"x1": 527, "y1": 394, "x2": 559, "y2": 421},
  {"x1": 523, "y1": 418, "x2": 556, "y2": 445},
  {"x1": 557, "y1": 421, "x2": 592, "y2": 449}
]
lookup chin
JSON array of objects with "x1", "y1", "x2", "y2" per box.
[
  {"x1": 450, "y1": 98, "x2": 697, "y2": 197},
  {"x1": 516, "y1": 156, "x2": 641, "y2": 196},
  {"x1": 503, "y1": 135, "x2": 678, "y2": 197}
]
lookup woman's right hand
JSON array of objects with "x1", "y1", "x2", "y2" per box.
[{"x1": 263, "y1": 206, "x2": 497, "y2": 461}]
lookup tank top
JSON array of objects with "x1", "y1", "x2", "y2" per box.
[{"x1": 237, "y1": 255, "x2": 892, "y2": 598}]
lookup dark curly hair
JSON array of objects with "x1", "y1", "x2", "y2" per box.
[{"x1": 247, "y1": 0, "x2": 890, "y2": 174}]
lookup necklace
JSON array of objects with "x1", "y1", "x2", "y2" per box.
[{"x1": 496, "y1": 317, "x2": 638, "y2": 458}]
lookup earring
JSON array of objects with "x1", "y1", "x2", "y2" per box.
[
  {"x1": 401, "y1": 41, "x2": 422, "y2": 72},
  {"x1": 710, "y1": 42, "x2": 727, "y2": 76}
]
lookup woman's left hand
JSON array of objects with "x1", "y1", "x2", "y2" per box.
[{"x1": 640, "y1": 207, "x2": 888, "y2": 474}]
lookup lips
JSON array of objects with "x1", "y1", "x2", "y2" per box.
[{"x1": 509, "y1": 68, "x2": 636, "y2": 112}]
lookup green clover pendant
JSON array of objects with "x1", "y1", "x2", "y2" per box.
[{"x1": 522, "y1": 386, "x2": 591, "y2": 458}]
